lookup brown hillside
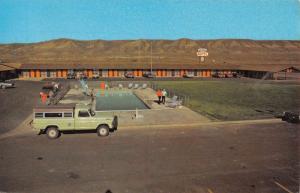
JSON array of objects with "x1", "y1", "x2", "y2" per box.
[{"x1": 0, "y1": 38, "x2": 300, "y2": 70}]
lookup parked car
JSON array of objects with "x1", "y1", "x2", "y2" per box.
[
  {"x1": 67, "y1": 73, "x2": 75, "y2": 79},
  {"x1": 125, "y1": 72, "x2": 134, "y2": 78},
  {"x1": 31, "y1": 104, "x2": 118, "y2": 139},
  {"x1": 92, "y1": 74, "x2": 100, "y2": 79},
  {"x1": 232, "y1": 72, "x2": 241, "y2": 78},
  {"x1": 143, "y1": 72, "x2": 156, "y2": 78},
  {"x1": 42, "y1": 82, "x2": 60, "y2": 90},
  {"x1": 0, "y1": 80, "x2": 15, "y2": 89},
  {"x1": 212, "y1": 72, "x2": 226, "y2": 78},
  {"x1": 280, "y1": 111, "x2": 299, "y2": 123},
  {"x1": 183, "y1": 73, "x2": 194, "y2": 78}
]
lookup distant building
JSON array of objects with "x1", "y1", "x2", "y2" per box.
[{"x1": 0, "y1": 63, "x2": 21, "y2": 80}]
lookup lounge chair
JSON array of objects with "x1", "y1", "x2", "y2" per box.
[
  {"x1": 133, "y1": 83, "x2": 139, "y2": 89},
  {"x1": 141, "y1": 83, "x2": 147, "y2": 89},
  {"x1": 118, "y1": 84, "x2": 123, "y2": 89},
  {"x1": 165, "y1": 95, "x2": 182, "y2": 108},
  {"x1": 128, "y1": 83, "x2": 133, "y2": 89}
]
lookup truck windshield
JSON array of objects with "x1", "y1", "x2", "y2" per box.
[{"x1": 78, "y1": 111, "x2": 90, "y2": 117}]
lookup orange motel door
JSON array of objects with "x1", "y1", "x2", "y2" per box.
[
  {"x1": 113, "y1": 70, "x2": 118, "y2": 77},
  {"x1": 180, "y1": 70, "x2": 184, "y2": 77},
  {"x1": 62, "y1": 70, "x2": 67, "y2": 78},
  {"x1": 88, "y1": 70, "x2": 93, "y2": 78},
  {"x1": 207, "y1": 70, "x2": 211, "y2": 77},
  {"x1": 35, "y1": 70, "x2": 41, "y2": 78},
  {"x1": 138, "y1": 70, "x2": 142, "y2": 77},
  {"x1": 57, "y1": 70, "x2": 62, "y2": 78},
  {"x1": 108, "y1": 70, "x2": 113, "y2": 77},
  {"x1": 30, "y1": 70, "x2": 35, "y2": 78}
]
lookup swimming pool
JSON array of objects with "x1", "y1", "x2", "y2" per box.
[{"x1": 95, "y1": 90, "x2": 149, "y2": 111}]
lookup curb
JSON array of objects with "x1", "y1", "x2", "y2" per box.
[
  {"x1": 0, "y1": 118, "x2": 284, "y2": 139},
  {"x1": 118, "y1": 118, "x2": 283, "y2": 131}
]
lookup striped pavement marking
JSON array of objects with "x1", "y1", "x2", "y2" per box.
[{"x1": 274, "y1": 181, "x2": 295, "y2": 193}]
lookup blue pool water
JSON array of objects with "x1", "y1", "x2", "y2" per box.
[{"x1": 95, "y1": 90, "x2": 149, "y2": 111}]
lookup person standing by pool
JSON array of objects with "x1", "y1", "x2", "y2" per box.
[
  {"x1": 162, "y1": 89, "x2": 167, "y2": 104},
  {"x1": 156, "y1": 89, "x2": 162, "y2": 104}
]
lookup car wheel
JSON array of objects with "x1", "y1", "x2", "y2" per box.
[
  {"x1": 46, "y1": 127, "x2": 60, "y2": 139},
  {"x1": 97, "y1": 125, "x2": 109, "y2": 137},
  {"x1": 1, "y1": 85, "x2": 5, "y2": 89}
]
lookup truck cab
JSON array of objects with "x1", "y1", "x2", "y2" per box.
[{"x1": 32, "y1": 104, "x2": 118, "y2": 139}]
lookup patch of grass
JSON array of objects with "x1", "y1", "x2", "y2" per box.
[{"x1": 155, "y1": 80, "x2": 300, "y2": 121}]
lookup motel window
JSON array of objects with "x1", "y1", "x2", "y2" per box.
[
  {"x1": 41, "y1": 70, "x2": 47, "y2": 78},
  {"x1": 93, "y1": 69, "x2": 99, "y2": 75},
  {"x1": 44, "y1": 113, "x2": 63, "y2": 118},
  {"x1": 171, "y1": 70, "x2": 175, "y2": 77},
  {"x1": 194, "y1": 70, "x2": 197, "y2": 76}
]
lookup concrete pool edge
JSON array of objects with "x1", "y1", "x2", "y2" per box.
[{"x1": 132, "y1": 90, "x2": 152, "y2": 109}]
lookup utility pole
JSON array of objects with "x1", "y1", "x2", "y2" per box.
[{"x1": 150, "y1": 41, "x2": 153, "y2": 74}]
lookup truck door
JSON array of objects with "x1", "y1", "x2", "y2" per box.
[
  {"x1": 61, "y1": 112, "x2": 75, "y2": 130},
  {"x1": 75, "y1": 110, "x2": 92, "y2": 130}
]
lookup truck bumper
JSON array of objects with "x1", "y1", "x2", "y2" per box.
[
  {"x1": 112, "y1": 116, "x2": 118, "y2": 130},
  {"x1": 29, "y1": 120, "x2": 43, "y2": 135}
]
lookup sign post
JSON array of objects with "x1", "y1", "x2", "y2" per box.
[{"x1": 196, "y1": 48, "x2": 208, "y2": 64}]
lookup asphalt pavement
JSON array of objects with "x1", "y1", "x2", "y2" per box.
[
  {"x1": 0, "y1": 80, "x2": 44, "y2": 134},
  {"x1": 0, "y1": 122, "x2": 299, "y2": 193}
]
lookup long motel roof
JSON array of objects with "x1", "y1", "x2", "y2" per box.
[{"x1": 17, "y1": 63, "x2": 300, "y2": 73}]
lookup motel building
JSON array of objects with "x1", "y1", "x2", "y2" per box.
[
  {"x1": 18, "y1": 63, "x2": 229, "y2": 78},
  {"x1": 0, "y1": 63, "x2": 299, "y2": 80}
]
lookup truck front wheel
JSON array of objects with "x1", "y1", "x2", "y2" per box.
[
  {"x1": 46, "y1": 127, "x2": 60, "y2": 139},
  {"x1": 97, "y1": 125, "x2": 109, "y2": 137}
]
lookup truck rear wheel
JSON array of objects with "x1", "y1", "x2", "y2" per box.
[
  {"x1": 97, "y1": 125, "x2": 109, "y2": 137},
  {"x1": 46, "y1": 127, "x2": 60, "y2": 139}
]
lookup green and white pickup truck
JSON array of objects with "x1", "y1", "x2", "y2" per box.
[{"x1": 31, "y1": 104, "x2": 118, "y2": 139}]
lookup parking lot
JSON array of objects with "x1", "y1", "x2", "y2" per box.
[
  {"x1": 0, "y1": 122, "x2": 299, "y2": 193},
  {"x1": 0, "y1": 80, "x2": 44, "y2": 134},
  {"x1": 0, "y1": 80, "x2": 299, "y2": 193}
]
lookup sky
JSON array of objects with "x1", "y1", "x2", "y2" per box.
[{"x1": 0, "y1": 0, "x2": 299, "y2": 43}]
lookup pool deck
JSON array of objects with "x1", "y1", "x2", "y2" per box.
[{"x1": 59, "y1": 86, "x2": 211, "y2": 128}]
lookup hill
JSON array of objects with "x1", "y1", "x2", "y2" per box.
[{"x1": 0, "y1": 38, "x2": 300, "y2": 70}]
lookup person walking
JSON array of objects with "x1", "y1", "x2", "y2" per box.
[
  {"x1": 162, "y1": 89, "x2": 167, "y2": 104},
  {"x1": 156, "y1": 89, "x2": 162, "y2": 104}
]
